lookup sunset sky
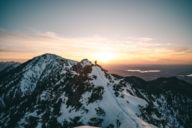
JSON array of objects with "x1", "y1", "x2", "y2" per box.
[{"x1": 0, "y1": 0, "x2": 192, "y2": 65}]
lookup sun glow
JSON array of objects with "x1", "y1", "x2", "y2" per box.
[{"x1": 93, "y1": 51, "x2": 115, "y2": 63}]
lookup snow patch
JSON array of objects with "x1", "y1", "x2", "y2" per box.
[
  {"x1": 80, "y1": 59, "x2": 92, "y2": 68},
  {"x1": 186, "y1": 74, "x2": 192, "y2": 77},
  {"x1": 89, "y1": 66, "x2": 109, "y2": 87},
  {"x1": 40, "y1": 91, "x2": 50, "y2": 101}
]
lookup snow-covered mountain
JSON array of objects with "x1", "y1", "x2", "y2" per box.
[{"x1": 0, "y1": 53, "x2": 192, "y2": 128}]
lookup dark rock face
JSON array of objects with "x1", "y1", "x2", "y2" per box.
[{"x1": 0, "y1": 53, "x2": 192, "y2": 128}]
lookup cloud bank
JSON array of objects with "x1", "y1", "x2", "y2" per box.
[{"x1": 0, "y1": 30, "x2": 192, "y2": 64}]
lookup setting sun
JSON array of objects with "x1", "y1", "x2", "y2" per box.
[{"x1": 93, "y1": 51, "x2": 115, "y2": 63}]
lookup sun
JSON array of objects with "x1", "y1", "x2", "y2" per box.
[{"x1": 94, "y1": 51, "x2": 115, "y2": 63}]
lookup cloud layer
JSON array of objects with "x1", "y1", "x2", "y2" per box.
[{"x1": 0, "y1": 30, "x2": 192, "y2": 64}]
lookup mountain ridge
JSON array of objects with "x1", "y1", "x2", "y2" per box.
[{"x1": 0, "y1": 53, "x2": 192, "y2": 128}]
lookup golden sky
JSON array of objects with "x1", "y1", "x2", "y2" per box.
[
  {"x1": 0, "y1": 1, "x2": 192, "y2": 65},
  {"x1": 0, "y1": 31, "x2": 191, "y2": 65}
]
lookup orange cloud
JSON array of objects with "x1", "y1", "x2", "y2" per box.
[{"x1": 0, "y1": 30, "x2": 192, "y2": 64}]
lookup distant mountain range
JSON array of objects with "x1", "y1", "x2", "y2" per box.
[
  {"x1": 0, "y1": 62, "x2": 20, "y2": 73},
  {"x1": 0, "y1": 54, "x2": 192, "y2": 128}
]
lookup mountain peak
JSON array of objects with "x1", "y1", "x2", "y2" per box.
[
  {"x1": 24, "y1": 53, "x2": 77, "y2": 68},
  {"x1": 11, "y1": 53, "x2": 77, "y2": 96},
  {"x1": 33, "y1": 53, "x2": 63, "y2": 61},
  {"x1": 80, "y1": 59, "x2": 93, "y2": 68}
]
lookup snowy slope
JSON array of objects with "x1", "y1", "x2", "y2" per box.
[
  {"x1": 18, "y1": 54, "x2": 76, "y2": 96},
  {"x1": 57, "y1": 63, "x2": 155, "y2": 128}
]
